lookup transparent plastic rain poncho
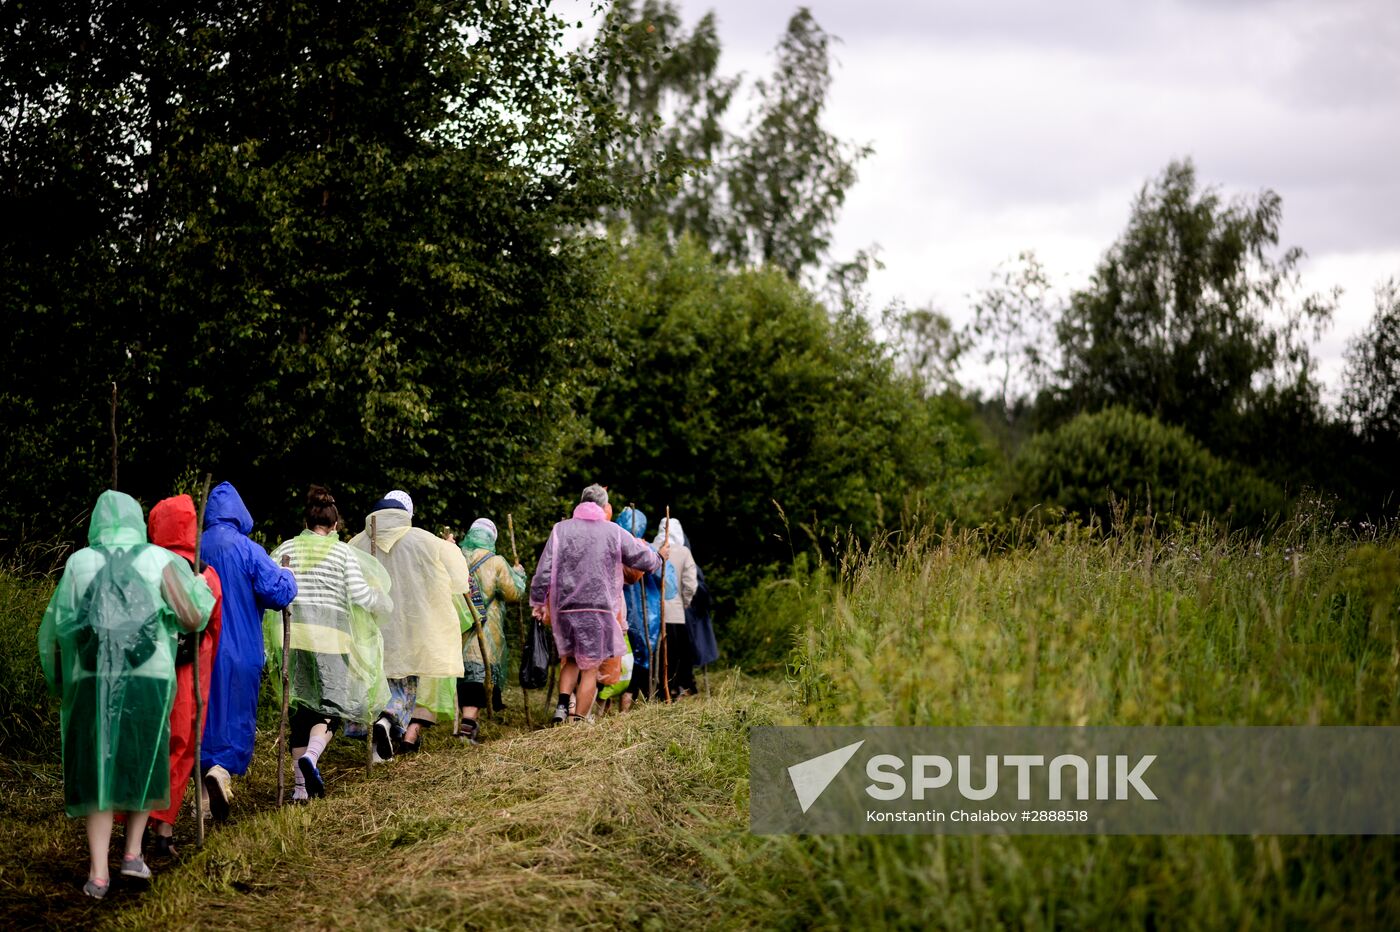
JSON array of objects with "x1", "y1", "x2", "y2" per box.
[
  {"x1": 597, "y1": 630, "x2": 634, "y2": 702},
  {"x1": 264, "y1": 530, "x2": 394, "y2": 723},
  {"x1": 38, "y1": 490, "x2": 214, "y2": 817},
  {"x1": 530, "y1": 502, "x2": 662, "y2": 669},
  {"x1": 460, "y1": 524, "x2": 526, "y2": 688},
  {"x1": 616, "y1": 507, "x2": 657, "y2": 669},
  {"x1": 415, "y1": 668, "x2": 460, "y2": 719},
  {"x1": 349, "y1": 509, "x2": 471, "y2": 680}
]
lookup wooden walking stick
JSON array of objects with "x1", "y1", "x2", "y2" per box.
[
  {"x1": 463, "y1": 587, "x2": 493, "y2": 722},
  {"x1": 277, "y1": 553, "x2": 292, "y2": 807},
  {"x1": 366, "y1": 515, "x2": 378, "y2": 775},
  {"x1": 508, "y1": 514, "x2": 531, "y2": 729},
  {"x1": 109, "y1": 382, "x2": 119, "y2": 490},
  {"x1": 192, "y1": 473, "x2": 211, "y2": 845},
  {"x1": 542, "y1": 662, "x2": 557, "y2": 716},
  {"x1": 653, "y1": 507, "x2": 672, "y2": 703}
]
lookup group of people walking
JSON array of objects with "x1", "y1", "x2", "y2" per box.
[{"x1": 38, "y1": 480, "x2": 716, "y2": 899}]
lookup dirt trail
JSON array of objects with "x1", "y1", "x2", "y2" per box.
[{"x1": 1, "y1": 672, "x2": 786, "y2": 930}]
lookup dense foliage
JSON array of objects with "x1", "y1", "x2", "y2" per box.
[
  {"x1": 576, "y1": 234, "x2": 990, "y2": 607},
  {"x1": 1008, "y1": 407, "x2": 1286, "y2": 527},
  {"x1": 1, "y1": 0, "x2": 629, "y2": 543}
]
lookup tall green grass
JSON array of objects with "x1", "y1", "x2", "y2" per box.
[
  {"x1": 0, "y1": 565, "x2": 58, "y2": 759},
  {"x1": 720, "y1": 511, "x2": 1400, "y2": 928}
]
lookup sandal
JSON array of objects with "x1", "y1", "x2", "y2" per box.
[{"x1": 152, "y1": 834, "x2": 178, "y2": 859}]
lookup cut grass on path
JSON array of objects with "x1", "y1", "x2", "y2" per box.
[{"x1": 16, "y1": 671, "x2": 785, "y2": 931}]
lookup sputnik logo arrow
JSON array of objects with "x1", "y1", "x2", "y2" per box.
[{"x1": 787, "y1": 740, "x2": 866, "y2": 813}]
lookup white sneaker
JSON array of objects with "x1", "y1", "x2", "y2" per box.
[{"x1": 203, "y1": 765, "x2": 233, "y2": 821}]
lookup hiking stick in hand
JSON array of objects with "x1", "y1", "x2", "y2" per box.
[
  {"x1": 278, "y1": 553, "x2": 292, "y2": 807},
  {"x1": 192, "y1": 473, "x2": 211, "y2": 845},
  {"x1": 366, "y1": 516, "x2": 378, "y2": 776},
  {"x1": 659, "y1": 507, "x2": 671, "y2": 703},
  {"x1": 464, "y1": 589, "x2": 493, "y2": 722},
  {"x1": 508, "y1": 514, "x2": 531, "y2": 729}
]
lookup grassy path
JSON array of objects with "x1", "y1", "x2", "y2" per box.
[{"x1": 1, "y1": 671, "x2": 790, "y2": 930}]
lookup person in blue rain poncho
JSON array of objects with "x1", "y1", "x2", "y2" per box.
[
  {"x1": 616, "y1": 506, "x2": 657, "y2": 711},
  {"x1": 199, "y1": 481, "x2": 297, "y2": 820}
]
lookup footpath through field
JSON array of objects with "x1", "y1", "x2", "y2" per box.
[{"x1": 0, "y1": 671, "x2": 788, "y2": 931}]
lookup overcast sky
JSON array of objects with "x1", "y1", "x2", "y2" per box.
[{"x1": 576, "y1": 0, "x2": 1400, "y2": 400}]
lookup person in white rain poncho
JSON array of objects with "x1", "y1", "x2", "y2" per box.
[
  {"x1": 652, "y1": 516, "x2": 698, "y2": 698},
  {"x1": 350, "y1": 490, "x2": 471, "y2": 758}
]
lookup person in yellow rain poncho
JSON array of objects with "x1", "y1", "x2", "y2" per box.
[
  {"x1": 38, "y1": 490, "x2": 214, "y2": 900},
  {"x1": 349, "y1": 490, "x2": 471, "y2": 757},
  {"x1": 265, "y1": 487, "x2": 393, "y2": 801},
  {"x1": 453, "y1": 517, "x2": 525, "y2": 745}
]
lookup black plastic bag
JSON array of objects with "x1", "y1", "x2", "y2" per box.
[{"x1": 520, "y1": 617, "x2": 554, "y2": 689}]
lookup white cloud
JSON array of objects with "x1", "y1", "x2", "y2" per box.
[{"x1": 586, "y1": 0, "x2": 1400, "y2": 399}]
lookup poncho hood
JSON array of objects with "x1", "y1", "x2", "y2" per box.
[
  {"x1": 204, "y1": 481, "x2": 254, "y2": 535},
  {"x1": 655, "y1": 517, "x2": 685, "y2": 549},
  {"x1": 572, "y1": 502, "x2": 607, "y2": 522},
  {"x1": 462, "y1": 524, "x2": 497, "y2": 554},
  {"x1": 365, "y1": 507, "x2": 412, "y2": 552},
  {"x1": 616, "y1": 506, "x2": 648, "y2": 539},
  {"x1": 88, "y1": 489, "x2": 147, "y2": 549},
  {"x1": 149, "y1": 494, "x2": 197, "y2": 561}
]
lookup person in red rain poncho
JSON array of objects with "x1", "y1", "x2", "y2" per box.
[{"x1": 147, "y1": 495, "x2": 223, "y2": 857}]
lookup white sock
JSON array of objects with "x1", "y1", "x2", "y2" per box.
[{"x1": 304, "y1": 733, "x2": 329, "y2": 766}]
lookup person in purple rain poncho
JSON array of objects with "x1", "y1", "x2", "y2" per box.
[{"x1": 530, "y1": 484, "x2": 666, "y2": 724}]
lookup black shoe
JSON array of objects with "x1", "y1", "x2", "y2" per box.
[
  {"x1": 458, "y1": 719, "x2": 483, "y2": 746},
  {"x1": 399, "y1": 739, "x2": 420, "y2": 755},
  {"x1": 372, "y1": 718, "x2": 395, "y2": 762},
  {"x1": 297, "y1": 756, "x2": 325, "y2": 798},
  {"x1": 151, "y1": 833, "x2": 177, "y2": 859}
]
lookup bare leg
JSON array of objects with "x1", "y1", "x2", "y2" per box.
[
  {"x1": 459, "y1": 705, "x2": 480, "y2": 723},
  {"x1": 559, "y1": 659, "x2": 580, "y2": 696},
  {"x1": 574, "y1": 667, "x2": 599, "y2": 718},
  {"x1": 86, "y1": 811, "x2": 114, "y2": 884},
  {"x1": 124, "y1": 811, "x2": 150, "y2": 858},
  {"x1": 403, "y1": 706, "x2": 435, "y2": 744},
  {"x1": 291, "y1": 744, "x2": 308, "y2": 797},
  {"x1": 308, "y1": 722, "x2": 331, "y2": 748},
  {"x1": 621, "y1": 691, "x2": 634, "y2": 713}
]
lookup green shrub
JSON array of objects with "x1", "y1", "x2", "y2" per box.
[
  {"x1": 722, "y1": 555, "x2": 831, "y2": 675},
  {"x1": 1010, "y1": 407, "x2": 1287, "y2": 526}
]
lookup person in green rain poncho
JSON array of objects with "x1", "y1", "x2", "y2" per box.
[
  {"x1": 39, "y1": 490, "x2": 214, "y2": 899},
  {"x1": 454, "y1": 518, "x2": 526, "y2": 745},
  {"x1": 265, "y1": 487, "x2": 393, "y2": 801}
]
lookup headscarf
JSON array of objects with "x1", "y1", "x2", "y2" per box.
[
  {"x1": 384, "y1": 490, "x2": 414, "y2": 516},
  {"x1": 654, "y1": 517, "x2": 685, "y2": 550},
  {"x1": 463, "y1": 517, "x2": 497, "y2": 554}
]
